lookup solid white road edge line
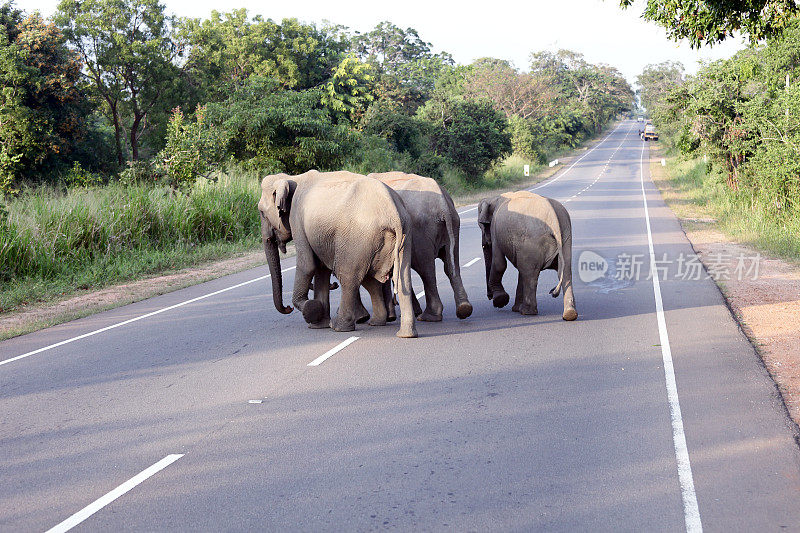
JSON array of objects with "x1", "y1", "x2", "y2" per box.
[
  {"x1": 308, "y1": 336, "x2": 360, "y2": 367},
  {"x1": 639, "y1": 141, "x2": 702, "y2": 532},
  {"x1": 45, "y1": 454, "x2": 184, "y2": 533},
  {"x1": 1, "y1": 266, "x2": 298, "y2": 367},
  {"x1": 416, "y1": 291, "x2": 426, "y2": 300}
]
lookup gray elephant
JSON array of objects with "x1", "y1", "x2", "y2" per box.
[
  {"x1": 367, "y1": 172, "x2": 473, "y2": 322},
  {"x1": 258, "y1": 170, "x2": 418, "y2": 338},
  {"x1": 478, "y1": 191, "x2": 577, "y2": 321}
]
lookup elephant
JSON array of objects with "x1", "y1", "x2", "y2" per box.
[
  {"x1": 478, "y1": 191, "x2": 577, "y2": 321},
  {"x1": 257, "y1": 170, "x2": 418, "y2": 338},
  {"x1": 366, "y1": 172, "x2": 473, "y2": 322}
]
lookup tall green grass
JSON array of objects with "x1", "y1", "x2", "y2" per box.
[
  {"x1": 664, "y1": 154, "x2": 800, "y2": 261},
  {"x1": 1, "y1": 172, "x2": 262, "y2": 312}
]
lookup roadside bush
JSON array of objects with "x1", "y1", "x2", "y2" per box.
[
  {"x1": 118, "y1": 160, "x2": 160, "y2": 186},
  {"x1": 158, "y1": 105, "x2": 226, "y2": 189},
  {"x1": 62, "y1": 161, "x2": 101, "y2": 188}
]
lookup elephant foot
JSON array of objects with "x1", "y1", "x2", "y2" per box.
[
  {"x1": 520, "y1": 304, "x2": 538, "y2": 316},
  {"x1": 492, "y1": 292, "x2": 510, "y2": 308},
  {"x1": 396, "y1": 324, "x2": 418, "y2": 338},
  {"x1": 331, "y1": 320, "x2": 356, "y2": 332},
  {"x1": 562, "y1": 308, "x2": 578, "y2": 321},
  {"x1": 456, "y1": 302, "x2": 473, "y2": 319},
  {"x1": 308, "y1": 320, "x2": 330, "y2": 329},
  {"x1": 355, "y1": 311, "x2": 370, "y2": 324},
  {"x1": 302, "y1": 300, "x2": 325, "y2": 324},
  {"x1": 512, "y1": 302, "x2": 521, "y2": 313},
  {"x1": 418, "y1": 310, "x2": 443, "y2": 322},
  {"x1": 368, "y1": 317, "x2": 387, "y2": 326},
  {"x1": 386, "y1": 312, "x2": 397, "y2": 322}
]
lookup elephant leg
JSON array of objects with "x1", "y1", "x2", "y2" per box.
[
  {"x1": 440, "y1": 239, "x2": 472, "y2": 319},
  {"x1": 308, "y1": 266, "x2": 333, "y2": 329},
  {"x1": 394, "y1": 235, "x2": 418, "y2": 339},
  {"x1": 411, "y1": 279, "x2": 423, "y2": 317},
  {"x1": 331, "y1": 276, "x2": 360, "y2": 332},
  {"x1": 292, "y1": 249, "x2": 324, "y2": 325},
  {"x1": 489, "y1": 245, "x2": 510, "y2": 308},
  {"x1": 415, "y1": 258, "x2": 443, "y2": 322},
  {"x1": 519, "y1": 268, "x2": 540, "y2": 316},
  {"x1": 352, "y1": 289, "x2": 371, "y2": 324},
  {"x1": 363, "y1": 278, "x2": 388, "y2": 326},
  {"x1": 562, "y1": 276, "x2": 578, "y2": 321},
  {"x1": 382, "y1": 281, "x2": 397, "y2": 322},
  {"x1": 512, "y1": 271, "x2": 525, "y2": 312}
]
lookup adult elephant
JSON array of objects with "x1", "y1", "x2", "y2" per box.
[
  {"x1": 478, "y1": 191, "x2": 577, "y2": 321},
  {"x1": 367, "y1": 172, "x2": 473, "y2": 321},
  {"x1": 258, "y1": 170, "x2": 418, "y2": 338}
]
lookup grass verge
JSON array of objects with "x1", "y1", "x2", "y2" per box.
[{"x1": 650, "y1": 144, "x2": 800, "y2": 263}]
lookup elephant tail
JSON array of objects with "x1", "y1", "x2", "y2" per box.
[
  {"x1": 442, "y1": 199, "x2": 458, "y2": 273},
  {"x1": 392, "y1": 226, "x2": 406, "y2": 296}
]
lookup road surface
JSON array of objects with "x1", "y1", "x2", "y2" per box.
[{"x1": 2, "y1": 120, "x2": 799, "y2": 531}]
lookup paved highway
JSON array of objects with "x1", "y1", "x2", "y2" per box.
[{"x1": 2, "y1": 120, "x2": 799, "y2": 531}]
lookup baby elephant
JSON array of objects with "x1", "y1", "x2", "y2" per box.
[{"x1": 478, "y1": 191, "x2": 577, "y2": 321}]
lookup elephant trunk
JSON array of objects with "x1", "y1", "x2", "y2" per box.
[
  {"x1": 482, "y1": 243, "x2": 493, "y2": 299},
  {"x1": 264, "y1": 236, "x2": 293, "y2": 314}
]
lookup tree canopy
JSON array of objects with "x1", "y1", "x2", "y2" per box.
[{"x1": 620, "y1": 0, "x2": 800, "y2": 47}]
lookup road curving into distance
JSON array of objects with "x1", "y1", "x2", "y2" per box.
[{"x1": 2, "y1": 120, "x2": 799, "y2": 531}]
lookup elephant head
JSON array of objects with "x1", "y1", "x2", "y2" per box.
[
  {"x1": 258, "y1": 175, "x2": 297, "y2": 315},
  {"x1": 478, "y1": 196, "x2": 502, "y2": 300}
]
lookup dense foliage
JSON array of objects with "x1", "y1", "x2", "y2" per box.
[
  {"x1": 639, "y1": 21, "x2": 800, "y2": 225},
  {"x1": 0, "y1": 1, "x2": 632, "y2": 195},
  {"x1": 619, "y1": 0, "x2": 800, "y2": 47}
]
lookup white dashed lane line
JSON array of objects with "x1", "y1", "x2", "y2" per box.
[
  {"x1": 562, "y1": 127, "x2": 633, "y2": 203},
  {"x1": 46, "y1": 454, "x2": 184, "y2": 533},
  {"x1": 463, "y1": 257, "x2": 480, "y2": 268},
  {"x1": 415, "y1": 257, "x2": 481, "y2": 300},
  {"x1": 307, "y1": 336, "x2": 360, "y2": 367}
]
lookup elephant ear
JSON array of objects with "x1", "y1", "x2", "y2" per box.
[
  {"x1": 273, "y1": 179, "x2": 294, "y2": 216},
  {"x1": 477, "y1": 198, "x2": 494, "y2": 226}
]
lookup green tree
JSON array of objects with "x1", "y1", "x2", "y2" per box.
[
  {"x1": 619, "y1": 0, "x2": 800, "y2": 47},
  {"x1": 158, "y1": 105, "x2": 225, "y2": 188},
  {"x1": 636, "y1": 61, "x2": 685, "y2": 116},
  {"x1": 353, "y1": 21, "x2": 453, "y2": 111},
  {"x1": 208, "y1": 76, "x2": 354, "y2": 173},
  {"x1": 55, "y1": 0, "x2": 183, "y2": 164},
  {"x1": 321, "y1": 54, "x2": 377, "y2": 124},
  {"x1": 182, "y1": 10, "x2": 348, "y2": 100},
  {"x1": 418, "y1": 97, "x2": 511, "y2": 179},
  {"x1": 462, "y1": 57, "x2": 559, "y2": 120},
  {"x1": 0, "y1": 6, "x2": 88, "y2": 193}
]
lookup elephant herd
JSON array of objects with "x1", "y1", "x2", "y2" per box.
[{"x1": 257, "y1": 170, "x2": 577, "y2": 338}]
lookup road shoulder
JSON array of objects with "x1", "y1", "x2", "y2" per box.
[{"x1": 649, "y1": 143, "x2": 800, "y2": 430}]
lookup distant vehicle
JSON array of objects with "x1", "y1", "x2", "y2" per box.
[
  {"x1": 642, "y1": 123, "x2": 658, "y2": 141},
  {"x1": 637, "y1": 116, "x2": 644, "y2": 122}
]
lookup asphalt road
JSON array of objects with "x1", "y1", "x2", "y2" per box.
[{"x1": 2, "y1": 120, "x2": 799, "y2": 532}]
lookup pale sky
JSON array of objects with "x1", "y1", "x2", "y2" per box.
[{"x1": 23, "y1": 0, "x2": 745, "y2": 85}]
